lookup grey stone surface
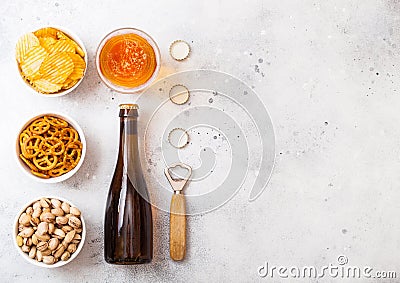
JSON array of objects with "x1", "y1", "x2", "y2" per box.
[{"x1": 1, "y1": 0, "x2": 400, "y2": 282}]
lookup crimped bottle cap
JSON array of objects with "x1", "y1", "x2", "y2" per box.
[
  {"x1": 169, "y1": 84, "x2": 190, "y2": 105},
  {"x1": 169, "y1": 40, "x2": 191, "y2": 61},
  {"x1": 119, "y1": 104, "x2": 139, "y2": 109}
]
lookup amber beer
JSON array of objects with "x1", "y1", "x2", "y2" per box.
[{"x1": 104, "y1": 104, "x2": 153, "y2": 264}]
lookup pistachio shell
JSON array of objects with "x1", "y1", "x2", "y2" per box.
[
  {"x1": 21, "y1": 245, "x2": 30, "y2": 252},
  {"x1": 32, "y1": 234, "x2": 38, "y2": 245},
  {"x1": 37, "y1": 222, "x2": 48, "y2": 236},
  {"x1": 26, "y1": 207, "x2": 34, "y2": 216},
  {"x1": 35, "y1": 232, "x2": 50, "y2": 242},
  {"x1": 32, "y1": 208, "x2": 41, "y2": 218},
  {"x1": 29, "y1": 246, "x2": 36, "y2": 259},
  {"x1": 68, "y1": 216, "x2": 81, "y2": 229},
  {"x1": 61, "y1": 251, "x2": 71, "y2": 261},
  {"x1": 70, "y1": 207, "x2": 81, "y2": 217},
  {"x1": 51, "y1": 199, "x2": 61, "y2": 208},
  {"x1": 18, "y1": 227, "x2": 34, "y2": 238},
  {"x1": 48, "y1": 238, "x2": 59, "y2": 250},
  {"x1": 37, "y1": 241, "x2": 48, "y2": 252},
  {"x1": 30, "y1": 217, "x2": 40, "y2": 227},
  {"x1": 51, "y1": 208, "x2": 64, "y2": 217},
  {"x1": 33, "y1": 201, "x2": 41, "y2": 210},
  {"x1": 39, "y1": 198, "x2": 50, "y2": 208},
  {"x1": 54, "y1": 244, "x2": 65, "y2": 259},
  {"x1": 61, "y1": 202, "x2": 70, "y2": 214},
  {"x1": 41, "y1": 249, "x2": 52, "y2": 256},
  {"x1": 61, "y1": 225, "x2": 73, "y2": 233},
  {"x1": 41, "y1": 212, "x2": 55, "y2": 223},
  {"x1": 43, "y1": 255, "x2": 55, "y2": 265},
  {"x1": 67, "y1": 243, "x2": 77, "y2": 253},
  {"x1": 36, "y1": 250, "x2": 43, "y2": 262},
  {"x1": 48, "y1": 223, "x2": 55, "y2": 234},
  {"x1": 53, "y1": 228, "x2": 65, "y2": 239},
  {"x1": 19, "y1": 213, "x2": 31, "y2": 226},
  {"x1": 64, "y1": 230, "x2": 76, "y2": 245},
  {"x1": 56, "y1": 216, "x2": 68, "y2": 225}
]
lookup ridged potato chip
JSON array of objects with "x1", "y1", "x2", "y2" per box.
[
  {"x1": 56, "y1": 31, "x2": 85, "y2": 58},
  {"x1": 34, "y1": 27, "x2": 58, "y2": 39},
  {"x1": 47, "y1": 39, "x2": 75, "y2": 54},
  {"x1": 40, "y1": 52, "x2": 74, "y2": 84},
  {"x1": 17, "y1": 27, "x2": 86, "y2": 94},
  {"x1": 20, "y1": 45, "x2": 47, "y2": 80},
  {"x1": 33, "y1": 79, "x2": 62, "y2": 93},
  {"x1": 15, "y1": 33, "x2": 40, "y2": 63},
  {"x1": 67, "y1": 53, "x2": 86, "y2": 81},
  {"x1": 39, "y1": 36, "x2": 57, "y2": 52}
]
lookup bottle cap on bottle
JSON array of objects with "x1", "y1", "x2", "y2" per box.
[{"x1": 119, "y1": 104, "x2": 139, "y2": 110}]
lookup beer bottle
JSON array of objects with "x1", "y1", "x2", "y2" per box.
[{"x1": 104, "y1": 104, "x2": 153, "y2": 264}]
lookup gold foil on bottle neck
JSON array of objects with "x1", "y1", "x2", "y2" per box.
[{"x1": 119, "y1": 104, "x2": 139, "y2": 110}]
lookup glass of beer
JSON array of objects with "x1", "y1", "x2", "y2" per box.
[{"x1": 96, "y1": 28, "x2": 161, "y2": 93}]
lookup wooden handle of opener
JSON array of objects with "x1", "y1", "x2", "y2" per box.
[{"x1": 170, "y1": 193, "x2": 186, "y2": 261}]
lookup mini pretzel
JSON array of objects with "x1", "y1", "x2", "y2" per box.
[
  {"x1": 44, "y1": 116, "x2": 68, "y2": 128},
  {"x1": 29, "y1": 118, "x2": 50, "y2": 135},
  {"x1": 33, "y1": 155, "x2": 58, "y2": 171},
  {"x1": 22, "y1": 136, "x2": 45, "y2": 158},
  {"x1": 19, "y1": 116, "x2": 82, "y2": 178}
]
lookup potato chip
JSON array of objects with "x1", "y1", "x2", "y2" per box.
[
  {"x1": 62, "y1": 78, "x2": 79, "y2": 90},
  {"x1": 34, "y1": 27, "x2": 58, "y2": 39},
  {"x1": 67, "y1": 52, "x2": 86, "y2": 81},
  {"x1": 20, "y1": 45, "x2": 47, "y2": 80},
  {"x1": 40, "y1": 52, "x2": 74, "y2": 84},
  {"x1": 56, "y1": 31, "x2": 85, "y2": 58},
  {"x1": 33, "y1": 78, "x2": 62, "y2": 93},
  {"x1": 47, "y1": 39, "x2": 75, "y2": 54},
  {"x1": 15, "y1": 33, "x2": 40, "y2": 63},
  {"x1": 38, "y1": 36, "x2": 57, "y2": 52}
]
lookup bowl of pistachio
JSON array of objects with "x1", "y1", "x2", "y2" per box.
[{"x1": 13, "y1": 196, "x2": 86, "y2": 268}]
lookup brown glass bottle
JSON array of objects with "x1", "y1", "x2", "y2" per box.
[{"x1": 104, "y1": 104, "x2": 153, "y2": 264}]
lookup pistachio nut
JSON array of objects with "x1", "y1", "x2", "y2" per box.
[
  {"x1": 48, "y1": 223, "x2": 55, "y2": 234},
  {"x1": 30, "y1": 217, "x2": 40, "y2": 227},
  {"x1": 70, "y1": 207, "x2": 81, "y2": 217},
  {"x1": 33, "y1": 201, "x2": 41, "y2": 210},
  {"x1": 41, "y1": 249, "x2": 52, "y2": 256},
  {"x1": 61, "y1": 202, "x2": 70, "y2": 214},
  {"x1": 28, "y1": 246, "x2": 36, "y2": 259},
  {"x1": 68, "y1": 216, "x2": 81, "y2": 229},
  {"x1": 53, "y1": 228, "x2": 66, "y2": 239},
  {"x1": 19, "y1": 213, "x2": 31, "y2": 226},
  {"x1": 26, "y1": 207, "x2": 34, "y2": 215},
  {"x1": 56, "y1": 216, "x2": 68, "y2": 225},
  {"x1": 16, "y1": 235, "x2": 23, "y2": 247},
  {"x1": 21, "y1": 245, "x2": 30, "y2": 253},
  {"x1": 67, "y1": 243, "x2": 77, "y2": 253},
  {"x1": 32, "y1": 208, "x2": 41, "y2": 219},
  {"x1": 61, "y1": 251, "x2": 71, "y2": 261},
  {"x1": 39, "y1": 198, "x2": 50, "y2": 208},
  {"x1": 36, "y1": 241, "x2": 48, "y2": 252},
  {"x1": 51, "y1": 208, "x2": 64, "y2": 217},
  {"x1": 63, "y1": 230, "x2": 76, "y2": 245},
  {"x1": 61, "y1": 225, "x2": 73, "y2": 233},
  {"x1": 42, "y1": 255, "x2": 55, "y2": 265},
  {"x1": 37, "y1": 222, "x2": 48, "y2": 236},
  {"x1": 51, "y1": 199, "x2": 61, "y2": 208},
  {"x1": 48, "y1": 238, "x2": 59, "y2": 251},
  {"x1": 54, "y1": 244, "x2": 65, "y2": 259},
  {"x1": 35, "y1": 232, "x2": 50, "y2": 242},
  {"x1": 32, "y1": 234, "x2": 38, "y2": 245},
  {"x1": 41, "y1": 212, "x2": 55, "y2": 223},
  {"x1": 18, "y1": 227, "x2": 34, "y2": 238},
  {"x1": 36, "y1": 250, "x2": 43, "y2": 262}
]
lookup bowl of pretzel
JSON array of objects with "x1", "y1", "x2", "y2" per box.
[{"x1": 16, "y1": 112, "x2": 86, "y2": 183}]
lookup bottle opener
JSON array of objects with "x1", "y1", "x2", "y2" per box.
[{"x1": 164, "y1": 162, "x2": 192, "y2": 261}]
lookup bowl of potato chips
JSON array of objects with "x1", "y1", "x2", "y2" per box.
[
  {"x1": 15, "y1": 26, "x2": 87, "y2": 97},
  {"x1": 16, "y1": 112, "x2": 86, "y2": 183}
]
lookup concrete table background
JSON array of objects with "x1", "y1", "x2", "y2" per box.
[{"x1": 1, "y1": 0, "x2": 399, "y2": 282}]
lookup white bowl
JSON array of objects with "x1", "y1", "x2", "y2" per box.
[
  {"x1": 15, "y1": 112, "x2": 86, "y2": 183},
  {"x1": 16, "y1": 25, "x2": 88, "y2": 97},
  {"x1": 13, "y1": 196, "x2": 86, "y2": 268}
]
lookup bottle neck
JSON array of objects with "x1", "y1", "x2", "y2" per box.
[{"x1": 119, "y1": 116, "x2": 140, "y2": 163}]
